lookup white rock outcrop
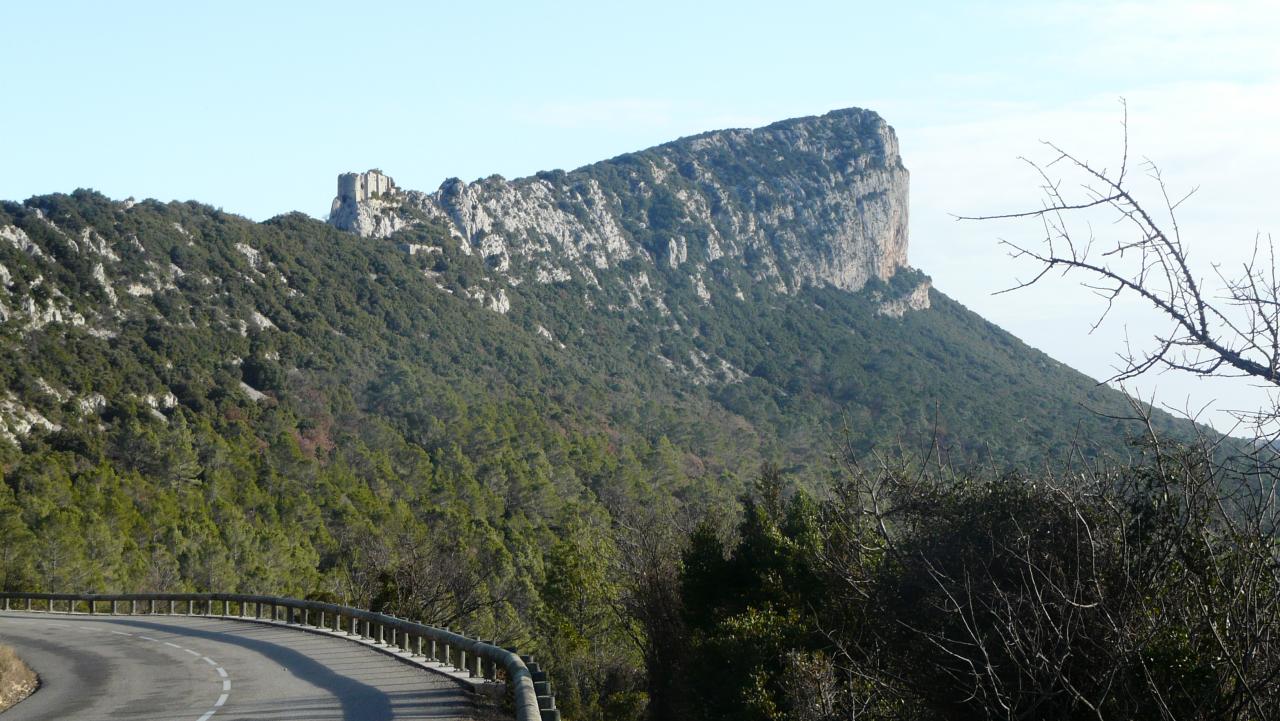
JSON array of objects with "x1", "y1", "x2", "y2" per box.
[
  {"x1": 876, "y1": 280, "x2": 933, "y2": 318},
  {"x1": 328, "y1": 108, "x2": 927, "y2": 313},
  {"x1": 1, "y1": 225, "x2": 44, "y2": 257}
]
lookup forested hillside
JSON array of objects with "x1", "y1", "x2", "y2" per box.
[{"x1": 0, "y1": 121, "x2": 1200, "y2": 719}]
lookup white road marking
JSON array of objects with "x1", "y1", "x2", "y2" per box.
[{"x1": 11, "y1": 615, "x2": 236, "y2": 721}]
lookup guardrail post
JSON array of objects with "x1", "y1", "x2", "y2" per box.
[
  {"x1": 482, "y1": 641, "x2": 497, "y2": 680},
  {"x1": 129, "y1": 599, "x2": 136, "y2": 615},
  {"x1": 377, "y1": 622, "x2": 384, "y2": 645},
  {"x1": 470, "y1": 639, "x2": 482, "y2": 677}
]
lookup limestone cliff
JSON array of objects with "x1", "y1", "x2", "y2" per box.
[{"x1": 328, "y1": 107, "x2": 924, "y2": 309}]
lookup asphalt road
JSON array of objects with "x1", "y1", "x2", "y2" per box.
[{"x1": 0, "y1": 612, "x2": 480, "y2": 720}]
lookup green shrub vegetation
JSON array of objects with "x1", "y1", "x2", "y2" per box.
[
  {"x1": 0, "y1": 190, "x2": 1214, "y2": 719},
  {"x1": 659, "y1": 442, "x2": 1279, "y2": 721}
]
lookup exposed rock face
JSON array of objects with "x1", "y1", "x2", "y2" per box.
[
  {"x1": 876, "y1": 279, "x2": 933, "y2": 318},
  {"x1": 328, "y1": 108, "x2": 924, "y2": 309},
  {"x1": 329, "y1": 170, "x2": 407, "y2": 238}
]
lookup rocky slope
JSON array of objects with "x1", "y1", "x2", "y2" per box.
[
  {"x1": 0, "y1": 106, "x2": 1201, "y2": 468},
  {"x1": 328, "y1": 108, "x2": 926, "y2": 312}
]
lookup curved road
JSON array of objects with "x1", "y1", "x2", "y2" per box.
[{"x1": 0, "y1": 612, "x2": 480, "y2": 720}]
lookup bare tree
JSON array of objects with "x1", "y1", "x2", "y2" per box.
[
  {"x1": 959, "y1": 102, "x2": 1280, "y2": 436},
  {"x1": 816, "y1": 435, "x2": 1280, "y2": 721}
]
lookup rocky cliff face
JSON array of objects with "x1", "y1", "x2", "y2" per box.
[
  {"x1": 328, "y1": 107, "x2": 924, "y2": 311},
  {"x1": 329, "y1": 170, "x2": 407, "y2": 238}
]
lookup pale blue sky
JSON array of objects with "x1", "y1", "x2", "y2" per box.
[
  {"x1": 3, "y1": 0, "x2": 1278, "y2": 431},
  {"x1": 6, "y1": 0, "x2": 1258, "y2": 219}
]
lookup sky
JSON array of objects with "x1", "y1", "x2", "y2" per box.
[{"x1": 2, "y1": 0, "x2": 1278, "y2": 432}]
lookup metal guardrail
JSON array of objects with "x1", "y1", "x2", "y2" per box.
[{"x1": 0, "y1": 592, "x2": 558, "y2": 721}]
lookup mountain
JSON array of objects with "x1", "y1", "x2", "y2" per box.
[
  {"x1": 319, "y1": 107, "x2": 1185, "y2": 463},
  {"x1": 329, "y1": 108, "x2": 913, "y2": 300},
  {"x1": 0, "y1": 107, "x2": 1196, "y2": 718}
]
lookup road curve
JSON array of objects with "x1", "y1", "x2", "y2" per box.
[{"x1": 0, "y1": 612, "x2": 480, "y2": 720}]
